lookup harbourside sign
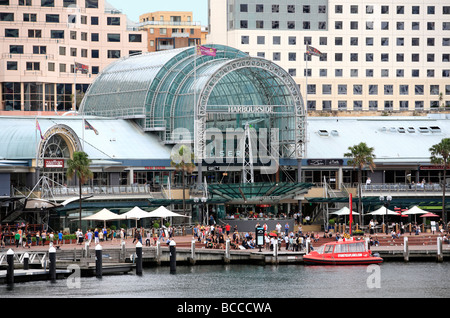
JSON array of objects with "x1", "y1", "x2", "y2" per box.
[
  {"x1": 228, "y1": 105, "x2": 273, "y2": 114},
  {"x1": 44, "y1": 159, "x2": 64, "y2": 168}
]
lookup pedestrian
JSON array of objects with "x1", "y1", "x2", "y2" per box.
[
  {"x1": 14, "y1": 231, "x2": 20, "y2": 248},
  {"x1": 120, "y1": 228, "x2": 125, "y2": 246},
  {"x1": 58, "y1": 231, "x2": 63, "y2": 245},
  {"x1": 36, "y1": 231, "x2": 40, "y2": 246},
  {"x1": 94, "y1": 228, "x2": 99, "y2": 244},
  {"x1": 41, "y1": 231, "x2": 46, "y2": 246},
  {"x1": 225, "y1": 223, "x2": 231, "y2": 237},
  {"x1": 103, "y1": 227, "x2": 108, "y2": 241},
  {"x1": 275, "y1": 222, "x2": 281, "y2": 235},
  {"x1": 77, "y1": 229, "x2": 83, "y2": 245},
  {"x1": 87, "y1": 229, "x2": 93, "y2": 246},
  {"x1": 26, "y1": 231, "x2": 32, "y2": 248},
  {"x1": 285, "y1": 222, "x2": 289, "y2": 236}
]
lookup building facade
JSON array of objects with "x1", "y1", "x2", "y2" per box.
[
  {"x1": 138, "y1": 11, "x2": 205, "y2": 52},
  {"x1": 0, "y1": 0, "x2": 147, "y2": 115},
  {"x1": 207, "y1": 0, "x2": 450, "y2": 113}
]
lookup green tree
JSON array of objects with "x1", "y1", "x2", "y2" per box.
[
  {"x1": 66, "y1": 151, "x2": 93, "y2": 230},
  {"x1": 344, "y1": 142, "x2": 376, "y2": 227},
  {"x1": 170, "y1": 145, "x2": 195, "y2": 216},
  {"x1": 429, "y1": 138, "x2": 450, "y2": 230}
]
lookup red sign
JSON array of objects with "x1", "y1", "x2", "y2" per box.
[
  {"x1": 44, "y1": 159, "x2": 64, "y2": 168},
  {"x1": 144, "y1": 166, "x2": 167, "y2": 170}
]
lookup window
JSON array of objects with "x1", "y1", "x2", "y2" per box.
[
  {"x1": 273, "y1": 52, "x2": 280, "y2": 61},
  {"x1": 240, "y1": 4, "x2": 247, "y2": 12},
  {"x1": 287, "y1": 21, "x2": 295, "y2": 29},
  {"x1": 272, "y1": 5, "x2": 279, "y2": 13},
  {"x1": 91, "y1": 16, "x2": 98, "y2": 25},
  {"x1": 46, "y1": 14, "x2": 59, "y2": 23},
  {"x1": 26, "y1": 62, "x2": 40, "y2": 71},
  {"x1": 381, "y1": 6, "x2": 389, "y2": 14},
  {"x1": 129, "y1": 34, "x2": 142, "y2": 42},
  {"x1": 107, "y1": 17, "x2": 120, "y2": 25},
  {"x1": 272, "y1": 21, "x2": 279, "y2": 29},
  {"x1": 0, "y1": 12, "x2": 14, "y2": 21},
  {"x1": 353, "y1": 85, "x2": 363, "y2": 95},
  {"x1": 322, "y1": 101, "x2": 332, "y2": 111},
  {"x1": 335, "y1": 5, "x2": 343, "y2": 13},
  {"x1": 287, "y1": 5, "x2": 295, "y2": 13},
  {"x1": 256, "y1": 20, "x2": 264, "y2": 29},
  {"x1": 28, "y1": 29, "x2": 41, "y2": 38},
  {"x1": 273, "y1": 36, "x2": 280, "y2": 45},
  {"x1": 397, "y1": 22, "x2": 404, "y2": 30},
  {"x1": 412, "y1": 6, "x2": 420, "y2": 14},
  {"x1": 107, "y1": 33, "x2": 120, "y2": 42},
  {"x1": 33, "y1": 46, "x2": 47, "y2": 54},
  {"x1": 107, "y1": 50, "x2": 120, "y2": 59},
  {"x1": 257, "y1": 36, "x2": 265, "y2": 45},
  {"x1": 318, "y1": 6, "x2": 326, "y2": 13},
  {"x1": 350, "y1": 37, "x2": 358, "y2": 46},
  {"x1": 6, "y1": 61, "x2": 17, "y2": 70},
  {"x1": 351, "y1": 5, "x2": 358, "y2": 14},
  {"x1": 288, "y1": 53, "x2": 296, "y2": 61},
  {"x1": 322, "y1": 85, "x2": 332, "y2": 95},
  {"x1": 369, "y1": 85, "x2": 378, "y2": 95},
  {"x1": 412, "y1": 22, "x2": 420, "y2": 30},
  {"x1": 41, "y1": 0, "x2": 54, "y2": 7},
  {"x1": 70, "y1": 47, "x2": 76, "y2": 57},
  {"x1": 5, "y1": 29, "x2": 18, "y2": 37},
  {"x1": 384, "y1": 85, "x2": 393, "y2": 95},
  {"x1": 241, "y1": 36, "x2": 249, "y2": 44},
  {"x1": 63, "y1": 0, "x2": 76, "y2": 7},
  {"x1": 9, "y1": 45, "x2": 24, "y2": 54},
  {"x1": 91, "y1": 49, "x2": 99, "y2": 58},
  {"x1": 338, "y1": 85, "x2": 347, "y2": 94},
  {"x1": 85, "y1": 0, "x2": 98, "y2": 8},
  {"x1": 397, "y1": 6, "x2": 404, "y2": 14},
  {"x1": 430, "y1": 85, "x2": 439, "y2": 95},
  {"x1": 240, "y1": 20, "x2": 247, "y2": 29},
  {"x1": 256, "y1": 4, "x2": 264, "y2": 12},
  {"x1": 19, "y1": 0, "x2": 32, "y2": 5},
  {"x1": 415, "y1": 85, "x2": 424, "y2": 95},
  {"x1": 303, "y1": 5, "x2": 310, "y2": 13},
  {"x1": 366, "y1": 53, "x2": 373, "y2": 62},
  {"x1": 288, "y1": 37, "x2": 296, "y2": 45}
]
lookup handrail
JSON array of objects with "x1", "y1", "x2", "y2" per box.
[{"x1": 362, "y1": 182, "x2": 449, "y2": 194}]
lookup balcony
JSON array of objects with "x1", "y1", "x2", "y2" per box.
[{"x1": 361, "y1": 182, "x2": 449, "y2": 197}]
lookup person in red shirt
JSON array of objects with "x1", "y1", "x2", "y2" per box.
[{"x1": 225, "y1": 224, "x2": 231, "y2": 237}]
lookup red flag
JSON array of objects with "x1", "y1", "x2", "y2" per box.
[
  {"x1": 349, "y1": 193, "x2": 353, "y2": 235},
  {"x1": 36, "y1": 119, "x2": 44, "y2": 140},
  {"x1": 84, "y1": 119, "x2": 99, "y2": 135},
  {"x1": 196, "y1": 45, "x2": 217, "y2": 57}
]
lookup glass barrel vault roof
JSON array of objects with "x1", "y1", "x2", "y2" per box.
[{"x1": 81, "y1": 44, "x2": 303, "y2": 140}]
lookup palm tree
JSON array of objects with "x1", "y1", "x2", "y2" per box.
[
  {"x1": 66, "y1": 151, "x2": 93, "y2": 230},
  {"x1": 170, "y1": 145, "x2": 195, "y2": 216},
  {"x1": 344, "y1": 142, "x2": 376, "y2": 227},
  {"x1": 429, "y1": 138, "x2": 450, "y2": 230}
]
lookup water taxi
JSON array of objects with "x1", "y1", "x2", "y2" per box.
[{"x1": 303, "y1": 239, "x2": 383, "y2": 265}]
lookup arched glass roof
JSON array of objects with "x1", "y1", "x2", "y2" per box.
[{"x1": 81, "y1": 45, "x2": 305, "y2": 158}]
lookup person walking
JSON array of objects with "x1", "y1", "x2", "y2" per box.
[
  {"x1": 36, "y1": 231, "x2": 40, "y2": 246},
  {"x1": 41, "y1": 231, "x2": 46, "y2": 246}
]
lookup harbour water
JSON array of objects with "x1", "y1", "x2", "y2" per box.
[{"x1": 1, "y1": 262, "x2": 449, "y2": 298}]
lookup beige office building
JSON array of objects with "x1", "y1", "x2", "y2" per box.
[
  {"x1": 207, "y1": 0, "x2": 450, "y2": 113},
  {"x1": 0, "y1": 0, "x2": 147, "y2": 115}
]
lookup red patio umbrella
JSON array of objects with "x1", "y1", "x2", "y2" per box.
[{"x1": 420, "y1": 213, "x2": 439, "y2": 218}]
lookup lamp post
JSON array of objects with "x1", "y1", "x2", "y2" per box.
[{"x1": 380, "y1": 195, "x2": 392, "y2": 234}]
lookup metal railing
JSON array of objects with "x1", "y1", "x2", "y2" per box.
[{"x1": 362, "y1": 182, "x2": 449, "y2": 194}]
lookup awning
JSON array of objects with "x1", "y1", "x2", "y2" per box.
[{"x1": 208, "y1": 182, "x2": 314, "y2": 203}]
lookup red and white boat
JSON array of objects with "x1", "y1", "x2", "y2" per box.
[{"x1": 303, "y1": 239, "x2": 383, "y2": 265}]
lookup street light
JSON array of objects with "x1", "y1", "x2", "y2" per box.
[{"x1": 380, "y1": 195, "x2": 392, "y2": 234}]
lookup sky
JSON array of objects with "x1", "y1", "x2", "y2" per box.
[{"x1": 106, "y1": 0, "x2": 208, "y2": 25}]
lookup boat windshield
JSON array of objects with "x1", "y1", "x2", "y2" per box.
[
  {"x1": 334, "y1": 242, "x2": 366, "y2": 253},
  {"x1": 315, "y1": 244, "x2": 334, "y2": 254}
]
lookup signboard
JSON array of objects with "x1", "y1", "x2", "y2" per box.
[
  {"x1": 307, "y1": 159, "x2": 343, "y2": 166},
  {"x1": 255, "y1": 227, "x2": 265, "y2": 248},
  {"x1": 228, "y1": 105, "x2": 273, "y2": 114},
  {"x1": 144, "y1": 166, "x2": 167, "y2": 170},
  {"x1": 44, "y1": 159, "x2": 64, "y2": 168},
  {"x1": 431, "y1": 221, "x2": 436, "y2": 232}
]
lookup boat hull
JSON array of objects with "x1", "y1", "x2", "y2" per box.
[{"x1": 303, "y1": 255, "x2": 383, "y2": 265}]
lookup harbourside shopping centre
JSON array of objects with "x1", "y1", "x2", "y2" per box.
[{"x1": 1, "y1": 44, "x2": 450, "y2": 231}]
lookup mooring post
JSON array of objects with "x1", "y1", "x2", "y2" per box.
[
  {"x1": 95, "y1": 244, "x2": 102, "y2": 278},
  {"x1": 189, "y1": 239, "x2": 196, "y2": 265},
  {"x1": 224, "y1": 239, "x2": 231, "y2": 264},
  {"x1": 156, "y1": 240, "x2": 161, "y2": 265},
  {"x1": 49, "y1": 246, "x2": 56, "y2": 283},
  {"x1": 273, "y1": 238, "x2": 279, "y2": 264},
  {"x1": 136, "y1": 241, "x2": 143, "y2": 275},
  {"x1": 23, "y1": 252, "x2": 29, "y2": 270},
  {"x1": 403, "y1": 236, "x2": 409, "y2": 262},
  {"x1": 169, "y1": 240, "x2": 176, "y2": 274},
  {"x1": 437, "y1": 237, "x2": 443, "y2": 262},
  {"x1": 6, "y1": 249, "x2": 14, "y2": 286}
]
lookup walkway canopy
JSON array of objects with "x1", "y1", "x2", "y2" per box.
[
  {"x1": 80, "y1": 45, "x2": 306, "y2": 160},
  {"x1": 208, "y1": 182, "x2": 314, "y2": 203}
]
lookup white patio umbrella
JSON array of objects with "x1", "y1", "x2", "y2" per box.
[
  {"x1": 82, "y1": 208, "x2": 123, "y2": 227},
  {"x1": 120, "y1": 206, "x2": 152, "y2": 227},
  {"x1": 402, "y1": 206, "x2": 428, "y2": 223},
  {"x1": 368, "y1": 207, "x2": 399, "y2": 215},
  {"x1": 330, "y1": 206, "x2": 359, "y2": 216},
  {"x1": 147, "y1": 206, "x2": 191, "y2": 218}
]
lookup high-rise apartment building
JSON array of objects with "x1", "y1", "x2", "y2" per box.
[
  {"x1": 0, "y1": 0, "x2": 147, "y2": 115},
  {"x1": 138, "y1": 11, "x2": 205, "y2": 52},
  {"x1": 207, "y1": 0, "x2": 450, "y2": 113}
]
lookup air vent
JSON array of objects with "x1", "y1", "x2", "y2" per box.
[
  {"x1": 398, "y1": 127, "x2": 406, "y2": 133},
  {"x1": 418, "y1": 127, "x2": 429, "y2": 133},
  {"x1": 331, "y1": 130, "x2": 339, "y2": 136},
  {"x1": 318, "y1": 130, "x2": 329, "y2": 136},
  {"x1": 430, "y1": 126, "x2": 441, "y2": 133},
  {"x1": 408, "y1": 127, "x2": 415, "y2": 133}
]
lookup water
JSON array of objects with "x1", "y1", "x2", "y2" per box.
[{"x1": 2, "y1": 262, "x2": 449, "y2": 298}]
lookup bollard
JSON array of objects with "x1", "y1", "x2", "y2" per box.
[
  {"x1": 403, "y1": 236, "x2": 409, "y2": 262},
  {"x1": 84, "y1": 241, "x2": 90, "y2": 258},
  {"x1": 169, "y1": 240, "x2": 176, "y2": 274},
  {"x1": 23, "y1": 252, "x2": 29, "y2": 270},
  {"x1": 6, "y1": 249, "x2": 14, "y2": 286},
  {"x1": 306, "y1": 238, "x2": 311, "y2": 254},
  {"x1": 156, "y1": 240, "x2": 161, "y2": 265},
  {"x1": 437, "y1": 237, "x2": 443, "y2": 262},
  {"x1": 95, "y1": 244, "x2": 102, "y2": 278},
  {"x1": 224, "y1": 239, "x2": 231, "y2": 264},
  {"x1": 136, "y1": 241, "x2": 143, "y2": 276},
  {"x1": 49, "y1": 246, "x2": 56, "y2": 283},
  {"x1": 189, "y1": 239, "x2": 196, "y2": 265},
  {"x1": 273, "y1": 239, "x2": 278, "y2": 264}
]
